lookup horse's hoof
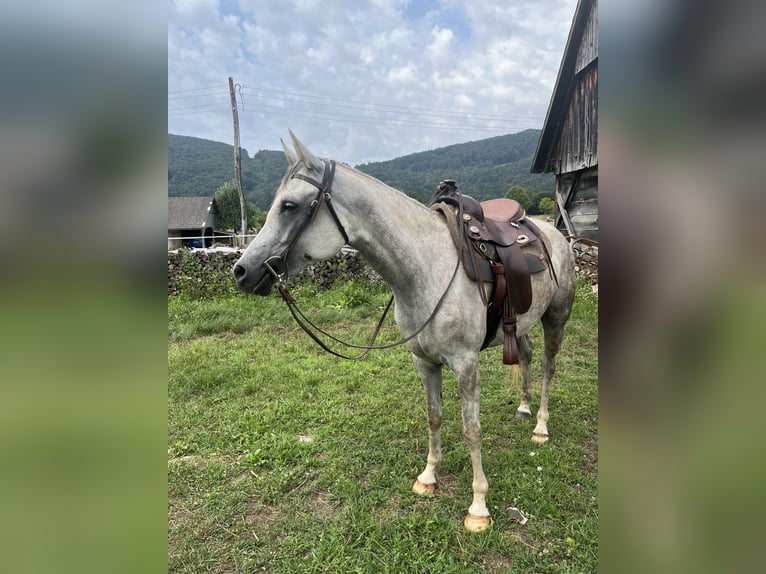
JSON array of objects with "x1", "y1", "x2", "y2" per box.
[
  {"x1": 464, "y1": 514, "x2": 491, "y2": 533},
  {"x1": 515, "y1": 410, "x2": 532, "y2": 420},
  {"x1": 412, "y1": 480, "x2": 436, "y2": 496},
  {"x1": 531, "y1": 433, "x2": 549, "y2": 444}
]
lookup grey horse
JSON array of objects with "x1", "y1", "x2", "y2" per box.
[{"x1": 233, "y1": 131, "x2": 576, "y2": 531}]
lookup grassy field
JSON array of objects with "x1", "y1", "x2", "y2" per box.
[{"x1": 168, "y1": 279, "x2": 598, "y2": 573}]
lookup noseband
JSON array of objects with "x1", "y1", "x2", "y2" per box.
[{"x1": 264, "y1": 159, "x2": 349, "y2": 282}]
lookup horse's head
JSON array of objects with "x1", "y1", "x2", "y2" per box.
[{"x1": 233, "y1": 131, "x2": 348, "y2": 295}]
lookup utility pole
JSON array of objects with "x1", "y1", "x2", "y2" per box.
[{"x1": 228, "y1": 76, "x2": 248, "y2": 246}]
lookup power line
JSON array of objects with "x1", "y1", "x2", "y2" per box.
[
  {"x1": 168, "y1": 92, "x2": 229, "y2": 101},
  {"x1": 167, "y1": 85, "x2": 543, "y2": 131},
  {"x1": 242, "y1": 90, "x2": 541, "y2": 125},
  {"x1": 242, "y1": 85, "x2": 543, "y2": 122},
  {"x1": 168, "y1": 104, "x2": 231, "y2": 116},
  {"x1": 168, "y1": 85, "x2": 226, "y2": 95},
  {"x1": 168, "y1": 99, "x2": 229, "y2": 111},
  {"x1": 168, "y1": 102, "x2": 538, "y2": 131},
  {"x1": 239, "y1": 105, "x2": 530, "y2": 133},
  {"x1": 168, "y1": 85, "x2": 543, "y2": 123}
]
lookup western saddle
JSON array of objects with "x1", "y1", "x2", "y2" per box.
[{"x1": 428, "y1": 180, "x2": 556, "y2": 365}]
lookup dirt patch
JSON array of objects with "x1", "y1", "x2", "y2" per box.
[
  {"x1": 168, "y1": 498, "x2": 195, "y2": 558},
  {"x1": 482, "y1": 553, "x2": 514, "y2": 573},
  {"x1": 580, "y1": 433, "x2": 598, "y2": 475},
  {"x1": 168, "y1": 453, "x2": 236, "y2": 467},
  {"x1": 305, "y1": 491, "x2": 342, "y2": 517},
  {"x1": 168, "y1": 454, "x2": 205, "y2": 466},
  {"x1": 243, "y1": 502, "x2": 283, "y2": 529},
  {"x1": 508, "y1": 530, "x2": 541, "y2": 554},
  {"x1": 433, "y1": 473, "x2": 459, "y2": 499}
]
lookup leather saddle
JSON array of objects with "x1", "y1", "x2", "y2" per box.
[{"x1": 429, "y1": 180, "x2": 555, "y2": 365}]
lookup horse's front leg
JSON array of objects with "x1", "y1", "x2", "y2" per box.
[
  {"x1": 455, "y1": 357, "x2": 490, "y2": 532},
  {"x1": 412, "y1": 356, "x2": 443, "y2": 496}
]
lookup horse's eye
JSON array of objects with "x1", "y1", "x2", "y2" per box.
[{"x1": 280, "y1": 201, "x2": 298, "y2": 213}]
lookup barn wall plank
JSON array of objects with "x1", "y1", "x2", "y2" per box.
[
  {"x1": 576, "y1": 0, "x2": 598, "y2": 73},
  {"x1": 555, "y1": 66, "x2": 598, "y2": 174}
]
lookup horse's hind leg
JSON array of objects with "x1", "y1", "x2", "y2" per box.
[
  {"x1": 412, "y1": 356, "x2": 443, "y2": 496},
  {"x1": 514, "y1": 334, "x2": 534, "y2": 420},
  {"x1": 532, "y1": 297, "x2": 573, "y2": 444}
]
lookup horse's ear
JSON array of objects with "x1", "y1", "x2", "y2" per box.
[
  {"x1": 281, "y1": 138, "x2": 298, "y2": 166},
  {"x1": 288, "y1": 129, "x2": 323, "y2": 172}
]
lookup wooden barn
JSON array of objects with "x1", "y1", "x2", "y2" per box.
[
  {"x1": 531, "y1": 0, "x2": 598, "y2": 241},
  {"x1": 168, "y1": 196, "x2": 235, "y2": 249}
]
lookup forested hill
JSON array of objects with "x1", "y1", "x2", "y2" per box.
[
  {"x1": 168, "y1": 134, "x2": 288, "y2": 210},
  {"x1": 356, "y1": 129, "x2": 552, "y2": 202},
  {"x1": 168, "y1": 130, "x2": 553, "y2": 210}
]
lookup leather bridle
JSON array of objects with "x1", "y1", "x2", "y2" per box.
[
  {"x1": 263, "y1": 159, "x2": 348, "y2": 282},
  {"x1": 263, "y1": 160, "x2": 463, "y2": 360}
]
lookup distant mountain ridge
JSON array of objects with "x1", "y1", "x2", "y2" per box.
[{"x1": 168, "y1": 130, "x2": 553, "y2": 210}]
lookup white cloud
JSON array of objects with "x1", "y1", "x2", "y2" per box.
[
  {"x1": 359, "y1": 27, "x2": 413, "y2": 66},
  {"x1": 170, "y1": 0, "x2": 219, "y2": 24},
  {"x1": 426, "y1": 25, "x2": 455, "y2": 64},
  {"x1": 168, "y1": 0, "x2": 579, "y2": 165},
  {"x1": 386, "y1": 62, "x2": 419, "y2": 83}
]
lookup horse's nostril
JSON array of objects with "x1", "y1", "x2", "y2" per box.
[{"x1": 233, "y1": 264, "x2": 247, "y2": 281}]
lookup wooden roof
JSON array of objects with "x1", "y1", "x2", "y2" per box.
[
  {"x1": 168, "y1": 196, "x2": 216, "y2": 230},
  {"x1": 532, "y1": 0, "x2": 597, "y2": 173}
]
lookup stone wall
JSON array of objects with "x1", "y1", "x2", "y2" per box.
[
  {"x1": 168, "y1": 243, "x2": 593, "y2": 298},
  {"x1": 168, "y1": 248, "x2": 382, "y2": 297}
]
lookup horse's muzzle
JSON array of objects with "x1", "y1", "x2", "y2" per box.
[{"x1": 232, "y1": 263, "x2": 275, "y2": 296}]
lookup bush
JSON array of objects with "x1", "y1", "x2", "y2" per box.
[
  {"x1": 168, "y1": 249, "x2": 384, "y2": 299},
  {"x1": 168, "y1": 249, "x2": 241, "y2": 299}
]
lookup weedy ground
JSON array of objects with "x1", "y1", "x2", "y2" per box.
[{"x1": 168, "y1": 279, "x2": 597, "y2": 573}]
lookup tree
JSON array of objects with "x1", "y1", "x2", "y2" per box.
[
  {"x1": 538, "y1": 197, "x2": 556, "y2": 215},
  {"x1": 214, "y1": 181, "x2": 241, "y2": 231},
  {"x1": 504, "y1": 185, "x2": 533, "y2": 211},
  {"x1": 250, "y1": 208, "x2": 267, "y2": 230},
  {"x1": 214, "y1": 181, "x2": 265, "y2": 231}
]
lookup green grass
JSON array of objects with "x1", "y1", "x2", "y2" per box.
[{"x1": 168, "y1": 279, "x2": 598, "y2": 573}]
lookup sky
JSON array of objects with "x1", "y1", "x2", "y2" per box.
[{"x1": 168, "y1": 0, "x2": 579, "y2": 166}]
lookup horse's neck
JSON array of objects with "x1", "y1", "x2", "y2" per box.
[{"x1": 337, "y1": 168, "x2": 454, "y2": 302}]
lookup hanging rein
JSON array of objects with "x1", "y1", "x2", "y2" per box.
[{"x1": 263, "y1": 159, "x2": 465, "y2": 360}]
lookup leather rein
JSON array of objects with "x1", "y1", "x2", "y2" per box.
[{"x1": 263, "y1": 159, "x2": 464, "y2": 360}]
